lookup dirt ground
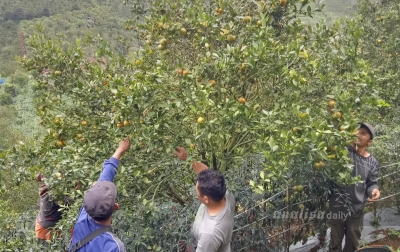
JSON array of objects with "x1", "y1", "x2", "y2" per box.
[{"x1": 364, "y1": 229, "x2": 400, "y2": 250}]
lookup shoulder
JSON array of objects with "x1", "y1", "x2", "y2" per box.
[
  {"x1": 367, "y1": 155, "x2": 379, "y2": 168},
  {"x1": 89, "y1": 232, "x2": 126, "y2": 252},
  {"x1": 225, "y1": 190, "x2": 236, "y2": 209},
  {"x1": 106, "y1": 232, "x2": 126, "y2": 252}
]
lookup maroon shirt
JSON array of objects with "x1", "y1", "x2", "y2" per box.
[{"x1": 36, "y1": 184, "x2": 62, "y2": 228}]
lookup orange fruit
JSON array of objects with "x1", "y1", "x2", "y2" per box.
[
  {"x1": 180, "y1": 28, "x2": 187, "y2": 35},
  {"x1": 209, "y1": 80, "x2": 217, "y2": 86},
  {"x1": 56, "y1": 140, "x2": 64, "y2": 147},
  {"x1": 227, "y1": 34, "x2": 236, "y2": 42}
]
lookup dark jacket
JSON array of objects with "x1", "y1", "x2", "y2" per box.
[
  {"x1": 36, "y1": 184, "x2": 62, "y2": 228},
  {"x1": 329, "y1": 146, "x2": 379, "y2": 217}
]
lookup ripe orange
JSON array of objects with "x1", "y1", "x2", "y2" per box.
[
  {"x1": 81, "y1": 120, "x2": 88, "y2": 126},
  {"x1": 328, "y1": 100, "x2": 336, "y2": 107},
  {"x1": 227, "y1": 34, "x2": 236, "y2": 42},
  {"x1": 177, "y1": 69, "x2": 183, "y2": 75},
  {"x1": 56, "y1": 140, "x2": 64, "y2": 147},
  {"x1": 335, "y1": 112, "x2": 342, "y2": 118},
  {"x1": 123, "y1": 120, "x2": 130, "y2": 126},
  {"x1": 117, "y1": 122, "x2": 124, "y2": 128},
  {"x1": 238, "y1": 97, "x2": 246, "y2": 104},
  {"x1": 197, "y1": 117, "x2": 205, "y2": 124},
  {"x1": 183, "y1": 70, "x2": 189, "y2": 75},
  {"x1": 280, "y1": 0, "x2": 287, "y2": 7},
  {"x1": 216, "y1": 8, "x2": 223, "y2": 14},
  {"x1": 209, "y1": 80, "x2": 217, "y2": 86}
]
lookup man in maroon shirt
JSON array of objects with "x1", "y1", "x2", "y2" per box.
[{"x1": 35, "y1": 173, "x2": 62, "y2": 242}]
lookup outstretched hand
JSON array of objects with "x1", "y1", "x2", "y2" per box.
[
  {"x1": 174, "y1": 146, "x2": 188, "y2": 161},
  {"x1": 369, "y1": 189, "x2": 380, "y2": 201},
  {"x1": 113, "y1": 138, "x2": 131, "y2": 160},
  {"x1": 117, "y1": 138, "x2": 131, "y2": 153}
]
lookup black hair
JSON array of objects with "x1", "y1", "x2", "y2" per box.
[
  {"x1": 197, "y1": 169, "x2": 226, "y2": 202},
  {"x1": 92, "y1": 211, "x2": 113, "y2": 222}
]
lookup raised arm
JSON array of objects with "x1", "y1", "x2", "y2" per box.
[
  {"x1": 175, "y1": 147, "x2": 208, "y2": 174},
  {"x1": 98, "y1": 139, "x2": 130, "y2": 182}
]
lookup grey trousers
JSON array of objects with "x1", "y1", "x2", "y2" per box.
[{"x1": 329, "y1": 214, "x2": 364, "y2": 252}]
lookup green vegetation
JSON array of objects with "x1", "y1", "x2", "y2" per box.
[{"x1": 0, "y1": 0, "x2": 399, "y2": 251}]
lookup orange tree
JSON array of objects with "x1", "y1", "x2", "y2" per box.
[
  {"x1": 3, "y1": 0, "x2": 389, "y2": 250},
  {"x1": 356, "y1": 0, "x2": 400, "y2": 225}
]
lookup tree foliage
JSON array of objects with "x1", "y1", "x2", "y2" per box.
[{"x1": 1, "y1": 0, "x2": 399, "y2": 251}]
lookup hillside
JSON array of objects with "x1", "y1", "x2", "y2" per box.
[
  {"x1": 0, "y1": 0, "x2": 133, "y2": 76},
  {"x1": 19, "y1": 6, "x2": 138, "y2": 56}
]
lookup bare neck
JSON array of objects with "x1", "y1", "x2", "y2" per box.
[
  {"x1": 352, "y1": 144, "x2": 370, "y2": 157},
  {"x1": 206, "y1": 197, "x2": 226, "y2": 216}
]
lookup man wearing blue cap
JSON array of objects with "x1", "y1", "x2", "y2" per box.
[
  {"x1": 69, "y1": 139, "x2": 130, "y2": 252},
  {"x1": 329, "y1": 123, "x2": 380, "y2": 252}
]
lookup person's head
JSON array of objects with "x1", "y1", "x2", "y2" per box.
[
  {"x1": 196, "y1": 169, "x2": 226, "y2": 205},
  {"x1": 83, "y1": 181, "x2": 119, "y2": 222},
  {"x1": 356, "y1": 122, "x2": 375, "y2": 148}
]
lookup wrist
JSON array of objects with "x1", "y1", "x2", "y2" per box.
[{"x1": 112, "y1": 150, "x2": 124, "y2": 160}]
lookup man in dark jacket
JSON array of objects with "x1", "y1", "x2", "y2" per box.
[
  {"x1": 329, "y1": 123, "x2": 380, "y2": 252},
  {"x1": 35, "y1": 173, "x2": 63, "y2": 241}
]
